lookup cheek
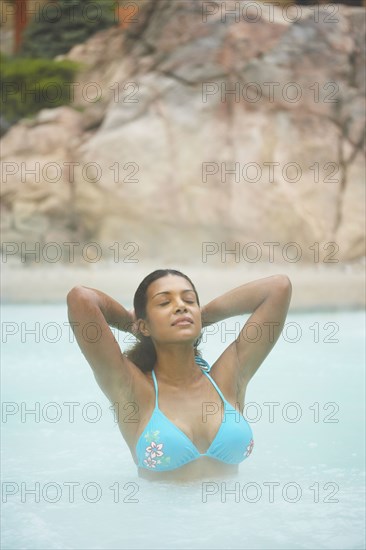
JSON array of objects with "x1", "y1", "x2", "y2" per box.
[
  {"x1": 194, "y1": 306, "x2": 202, "y2": 319},
  {"x1": 148, "y1": 309, "x2": 169, "y2": 332}
]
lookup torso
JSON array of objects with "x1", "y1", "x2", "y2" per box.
[{"x1": 112, "y1": 355, "x2": 248, "y2": 482}]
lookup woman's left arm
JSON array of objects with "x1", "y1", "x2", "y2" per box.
[{"x1": 201, "y1": 274, "x2": 292, "y2": 385}]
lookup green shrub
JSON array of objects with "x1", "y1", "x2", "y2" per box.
[
  {"x1": 21, "y1": 0, "x2": 117, "y2": 59},
  {"x1": 1, "y1": 54, "x2": 80, "y2": 126}
]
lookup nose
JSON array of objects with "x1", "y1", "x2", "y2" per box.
[{"x1": 174, "y1": 299, "x2": 187, "y2": 312}]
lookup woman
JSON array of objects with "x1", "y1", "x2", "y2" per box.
[{"x1": 67, "y1": 269, "x2": 292, "y2": 482}]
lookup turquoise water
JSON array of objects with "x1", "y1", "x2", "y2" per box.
[{"x1": 1, "y1": 305, "x2": 365, "y2": 549}]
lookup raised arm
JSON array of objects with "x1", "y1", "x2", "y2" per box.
[
  {"x1": 201, "y1": 274, "x2": 292, "y2": 387},
  {"x1": 66, "y1": 285, "x2": 139, "y2": 404}
]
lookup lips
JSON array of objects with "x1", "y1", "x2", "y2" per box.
[{"x1": 172, "y1": 316, "x2": 193, "y2": 326}]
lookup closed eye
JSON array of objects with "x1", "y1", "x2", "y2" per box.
[{"x1": 159, "y1": 299, "x2": 194, "y2": 306}]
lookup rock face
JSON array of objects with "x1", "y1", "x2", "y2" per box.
[{"x1": 1, "y1": 0, "x2": 365, "y2": 265}]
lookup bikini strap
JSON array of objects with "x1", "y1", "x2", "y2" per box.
[
  {"x1": 202, "y1": 370, "x2": 226, "y2": 403},
  {"x1": 195, "y1": 356, "x2": 211, "y2": 372},
  {"x1": 195, "y1": 356, "x2": 226, "y2": 400},
  {"x1": 152, "y1": 362, "x2": 221, "y2": 407},
  {"x1": 151, "y1": 369, "x2": 159, "y2": 409}
]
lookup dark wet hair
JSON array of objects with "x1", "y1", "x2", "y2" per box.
[{"x1": 125, "y1": 269, "x2": 202, "y2": 372}]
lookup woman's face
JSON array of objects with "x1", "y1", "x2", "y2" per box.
[{"x1": 138, "y1": 275, "x2": 202, "y2": 345}]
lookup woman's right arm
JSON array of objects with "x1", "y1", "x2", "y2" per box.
[{"x1": 66, "y1": 285, "x2": 139, "y2": 404}]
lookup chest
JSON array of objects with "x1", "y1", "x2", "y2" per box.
[
  {"x1": 158, "y1": 391, "x2": 225, "y2": 451},
  {"x1": 119, "y1": 373, "x2": 241, "y2": 458},
  {"x1": 142, "y1": 377, "x2": 239, "y2": 453}
]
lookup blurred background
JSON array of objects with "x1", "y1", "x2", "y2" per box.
[{"x1": 1, "y1": 0, "x2": 365, "y2": 307}]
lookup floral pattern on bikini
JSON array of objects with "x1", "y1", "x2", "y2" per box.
[
  {"x1": 244, "y1": 438, "x2": 254, "y2": 458},
  {"x1": 143, "y1": 430, "x2": 171, "y2": 468}
]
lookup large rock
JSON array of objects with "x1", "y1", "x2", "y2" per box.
[{"x1": 1, "y1": 1, "x2": 365, "y2": 264}]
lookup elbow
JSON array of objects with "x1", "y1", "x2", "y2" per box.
[
  {"x1": 272, "y1": 274, "x2": 292, "y2": 294},
  {"x1": 66, "y1": 285, "x2": 85, "y2": 306},
  {"x1": 275, "y1": 274, "x2": 292, "y2": 287}
]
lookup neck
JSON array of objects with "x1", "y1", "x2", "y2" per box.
[{"x1": 152, "y1": 343, "x2": 202, "y2": 387}]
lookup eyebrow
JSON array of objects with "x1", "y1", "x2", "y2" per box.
[{"x1": 151, "y1": 289, "x2": 196, "y2": 299}]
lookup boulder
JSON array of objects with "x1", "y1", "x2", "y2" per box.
[{"x1": 1, "y1": 1, "x2": 364, "y2": 265}]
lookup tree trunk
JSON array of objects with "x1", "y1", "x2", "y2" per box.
[{"x1": 14, "y1": 0, "x2": 28, "y2": 53}]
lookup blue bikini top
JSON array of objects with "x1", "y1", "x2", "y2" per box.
[{"x1": 135, "y1": 357, "x2": 254, "y2": 471}]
